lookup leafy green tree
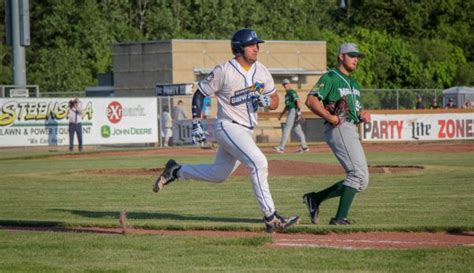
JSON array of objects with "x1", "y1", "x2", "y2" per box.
[
  {"x1": 0, "y1": 0, "x2": 12, "y2": 85},
  {"x1": 411, "y1": 38, "x2": 467, "y2": 88},
  {"x1": 0, "y1": 0, "x2": 472, "y2": 93},
  {"x1": 97, "y1": 1, "x2": 143, "y2": 42},
  {"x1": 351, "y1": 0, "x2": 473, "y2": 62},
  {"x1": 143, "y1": 1, "x2": 179, "y2": 40},
  {"x1": 29, "y1": 39, "x2": 93, "y2": 92},
  {"x1": 455, "y1": 62, "x2": 474, "y2": 86},
  {"x1": 0, "y1": 45, "x2": 12, "y2": 85}
]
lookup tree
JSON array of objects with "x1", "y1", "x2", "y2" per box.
[
  {"x1": 0, "y1": 0, "x2": 12, "y2": 84},
  {"x1": 0, "y1": 0, "x2": 471, "y2": 92},
  {"x1": 351, "y1": 0, "x2": 473, "y2": 61},
  {"x1": 29, "y1": 39, "x2": 93, "y2": 92}
]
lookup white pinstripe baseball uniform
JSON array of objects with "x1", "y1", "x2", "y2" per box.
[{"x1": 178, "y1": 58, "x2": 277, "y2": 217}]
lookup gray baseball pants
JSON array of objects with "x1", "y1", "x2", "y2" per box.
[
  {"x1": 279, "y1": 108, "x2": 307, "y2": 149},
  {"x1": 324, "y1": 122, "x2": 369, "y2": 191}
]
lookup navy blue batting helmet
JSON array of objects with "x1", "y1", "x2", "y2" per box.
[{"x1": 231, "y1": 29, "x2": 264, "y2": 55}]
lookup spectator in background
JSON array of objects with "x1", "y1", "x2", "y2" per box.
[
  {"x1": 174, "y1": 100, "x2": 187, "y2": 120},
  {"x1": 446, "y1": 98, "x2": 456, "y2": 109},
  {"x1": 415, "y1": 95, "x2": 425, "y2": 109},
  {"x1": 67, "y1": 98, "x2": 83, "y2": 152},
  {"x1": 161, "y1": 106, "x2": 173, "y2": 147},
  {"x1": 463, "y1": 99, "x2": 472, "y2": 109},
  {"x1": 429, "y1": 98, "x2": 440, "y2": 109}
]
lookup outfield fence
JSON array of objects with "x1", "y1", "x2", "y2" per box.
[
  {"x1": 361, "y1": 89, "x2": 443, "y2": 110},
  {"x1": 0, "y1": 87, "x2": 446, "y2": 110}
]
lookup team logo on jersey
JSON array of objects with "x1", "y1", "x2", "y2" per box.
[
  {"x1": 338, "y1": 87, "x2": 360, "y2": 96},
  {"x1": 230, "y1": 82, "x2": 265, "y2": 106},
  {"x1": 205, "y1": 72, "x2": 214, "y2": 82}
]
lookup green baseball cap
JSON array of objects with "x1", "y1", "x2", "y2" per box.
[{"x1": 338, "y1": 43, "x2": 365, "y2": 58}]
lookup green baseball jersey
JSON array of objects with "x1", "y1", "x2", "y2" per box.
[
  {"x1": 310, "y1": 68, "x2": 363, "y2": 123},
  {"x1": 284, "y1": 89, "x2": 299, "y2": 110}
]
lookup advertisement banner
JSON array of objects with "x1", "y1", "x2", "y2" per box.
[
  {"x1": 0, "y1": 98, "x2": 158, "y2": 147},
  {"x1": 362, "y1": 113, "x2": 474, "y2": 141}
]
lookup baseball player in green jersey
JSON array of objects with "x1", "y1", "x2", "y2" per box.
[
  {"x1": 274, "y1": 79, "x2": 309, "y2": 153},
  {"x1": 303, "y1": 43, "x2": 371, "y2": 225}
]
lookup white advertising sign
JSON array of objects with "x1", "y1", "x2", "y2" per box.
[
  {"x1": 362, "y1": 113, "x2": 474, "y2": 141},
  {"x1": 0, "y1": 98, "x2": 158, "y2": 147}
]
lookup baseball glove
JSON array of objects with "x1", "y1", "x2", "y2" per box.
[{"x1": 325, "y1": 96, "x2": 349, "y2": 126}]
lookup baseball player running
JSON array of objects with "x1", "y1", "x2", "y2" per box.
[
  {"x1": 303, "y1": 43, "x2": 371, "y2": 225},
  {"x1": 153, "y1": 28, "x2": 300, "y2": 233},
  {"x1": 273, "y1": 79, "x2": 309, "y2": 153}
]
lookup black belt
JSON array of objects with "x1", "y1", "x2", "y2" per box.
[{"x1": 232, "y1": 120, "x2": 254, "y2": 130}]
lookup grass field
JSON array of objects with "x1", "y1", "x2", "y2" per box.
[{"x1": 0, "y1": 145, "x2": 473, "y2": 272}]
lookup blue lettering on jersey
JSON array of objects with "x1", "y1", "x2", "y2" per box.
[{"x1": 230, "y1": 82, "x2": 265, "y2": 106}]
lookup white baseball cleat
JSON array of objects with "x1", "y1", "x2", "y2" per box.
[{"x1": 153, "y1": 159, "x2": 180, "y2": 193}]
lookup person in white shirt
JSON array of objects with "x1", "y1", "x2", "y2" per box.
[
  {"x1": 161, "y1": 106, "x2": 173, "y2": 147},
  {"x1": 173, "y1": 100, "x2": 188, "y2": 121},
  {"x1": 67, "y1": 98, "x2": 83, "y2": 152},
  {"x1": 152, "y1": 29, "x2": 300, "y2": 233}
]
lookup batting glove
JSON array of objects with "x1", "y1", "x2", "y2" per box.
[
  {"x1": 256, "y1": 94, "x2": 272, "y2": 108},
  {"x1": 192, "y1": 119, "x2": 207, "y2": 144}
]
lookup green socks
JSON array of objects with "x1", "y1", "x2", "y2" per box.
[
  {"x1": 335, "y1": 185, "x2": 357, "y2": 219},
  {"x1": 312, "y1": 181, "x2": 358, "y2": 220},
  {"x1": 313, "y1": 181, "x2": 344, "y2": 202}
]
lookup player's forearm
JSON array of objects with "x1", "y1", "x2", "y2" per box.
[{"x1": 305, "y1": 95, "x2": 337, "y2": 124}]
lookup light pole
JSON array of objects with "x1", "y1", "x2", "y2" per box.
[{"x1": 5, "y1": 0, "x2": 30, "y2": 86}]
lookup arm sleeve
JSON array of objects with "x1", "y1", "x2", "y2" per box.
[
  {"x1": 192, "y1": 89, "x2": 206, "y2": 119},
  {"x1": 197, "y1": 65, "x2": 224, "y2": 96}
]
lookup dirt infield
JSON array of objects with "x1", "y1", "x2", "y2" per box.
[
  {"x1": 87, "y1": 160, "x2": 423, "y2": 177},
  {"x1": 3, "y1": 226, "x2": 473, "y2": 249}
]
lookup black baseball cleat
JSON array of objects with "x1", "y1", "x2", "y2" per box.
[
  {"x1": 264, "y1": 211, "x2": 300, "y2": 233},
  {"x1": 295, "y1": 147, "x2": 309, "y2": 154},
  {"x1": 302, "y1": 192, "x2": 320, "y2": 224},
  {"x1": 329, "y1": 217, "x2": 353, "y2": 225},
  {"x1": 153, "y1": 159, "x2": 180, "y2": 193}
]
